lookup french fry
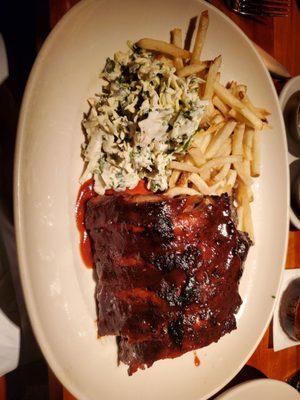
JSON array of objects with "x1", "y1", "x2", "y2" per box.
[
  {"x1": 232, "y1": 123, "x2": 245, "y2": 156},
  {"x1": 236, "y1": 84, "x2": 247, "y2": 100},
  {"x1": 188, "y1": 173, "x2": 210, "y2": 195},
  {"x1": 200, "y1": 132, "x2": 212, "y2": 154},
  {"x1": 136, "y1": 38, "x2": 191, "y2": 58},
  {"x1": 171, "y1": 28, "x2": 184, "y2": 71},
  {"x1": 233, "y1": 161, "x2": 252, "y2": 186},
  {"x1": 165, "y1": 187, "x2": 200, "y2": 197},
  {"x1": 237, "y1": 205, "x2": 244, "y2": 231},
  {"x1": 215, "y1": 138, "x2": 231, "y2": 157},
  {"x1": 214, "y1": 81, "x2": 263, "y2": 130},
  {"x1": 243, "y1": 199, "x2": 254, "y2": 242},
  {"x1": 229, "y1": 81, "x2": 237, "y2": 92},
  {"x1": 214, "y1": 81, "x2": 245, "y2": 109},
  {"x1": 177, "y1": 171, "x2": 190, "y2": 187},
  {"x1": 191, "y1": 136, "x2": 204, "y2": 148},
  {"x1": 242, "y1": 94, "x2": 270, "y2": 120},
  {"x1": 251, "y1": 130, "x2": 261, "y2": 177},
  {"x1": 215, "y1": 187, "x2": 227, "y2": 195},
  {"x1": 200, "y1": 169, "x2": 211, "y2": 181},
  {"x1": 226, "y1": 169, "x2": 237, "y2": 188},
  {"x1": 163, "y1": 10, "x2": 267, "y2": 241},
  {"x1": 208, "y1": 179, "x2": 226, "y2": 194},
  {"x1": 240, "y1": 106, "x2": 264, "y2": 131},
  {"x1": 177, "y1": 63, "x2": 207, "y2": 78},
  {"x1": 214, "y1": 163, "x2": 231, "y2": 182},
  {"x1": 199, "y1": 155, "x2": 242, "y2": 174},
  {"x1": 243, "y1": 128, "x2": 254, "y2": 161},
  {"x1": 205, "y1": 120, "x2": 236, "y2": 159},
  {"x1": 212, "y1": 95, "x2": 230, "y2": 115},
  {"x1": 263, "y1": 122, "x2": 272, "y2": 129},
  {"x1": 211, "y1": 112, "x2": 225, "y2": 125},
  {"x1": 236, "y1": 179, "x2": 254, "y2": 240},
  {"x1": 188, "y1": 147, "x2": 206, "y2": 166},
  {"x1": 246, "y1": 184, "x2": 254, "y2": 203},
  {"x1": 169, "y1": 170, "x2": 181, "y2": 188},
  {"x1": 191, "y1": 11, "x2": 209, "y2": 64},
  {"x1": 228, "y1": 109, "x2": 252, "y2": 127},
  {"x1": 203, "y1": 55, "x2": 222, "y2": 100},
  {"x1": 243, "y1": 160, "x2": 251, "y2": 182},
  {"x1": 196, "y1": 121, "x2": 226, "y2": 138},
  {"x1": 169, "y1": 161, "x2": 201, "y2": 173},
  {"x1": 155, "y1": 54, "x2": 174, "y2": 68}
]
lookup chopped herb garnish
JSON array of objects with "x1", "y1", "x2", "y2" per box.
[{"x1": 104, "y1": 58, "x2": 115, "y2": 74}]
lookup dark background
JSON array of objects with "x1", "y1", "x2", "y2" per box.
[{"x1": 0, "y1": 1, "x2": 52, "y2": 398}]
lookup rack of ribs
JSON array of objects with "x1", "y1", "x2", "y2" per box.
[{"x1": 85, "y1": 193, "x2": 251, "y2": 375}]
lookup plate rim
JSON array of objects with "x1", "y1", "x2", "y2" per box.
[
  {"x1": 13, "y1": 0, "x2": 290, "y2": 399},
  {"x1": 215, "y1": 378, "x2": 299, "y2": 399}
]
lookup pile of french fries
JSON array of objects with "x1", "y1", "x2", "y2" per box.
[{"x1": 136, "y1": 10, "x2": 270, "y2": 241}]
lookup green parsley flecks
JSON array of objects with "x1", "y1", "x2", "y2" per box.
[{"x1": 81, "y1": 42, "x2": 208, "y2": 194}]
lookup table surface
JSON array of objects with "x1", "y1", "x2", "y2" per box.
[{"x1": 28, "y1": 0, "x2": 300, "y2": 398}]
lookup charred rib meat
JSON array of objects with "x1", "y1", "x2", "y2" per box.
[{"x1": 85, "y1": 193, "x2": 251, "y2": 375}]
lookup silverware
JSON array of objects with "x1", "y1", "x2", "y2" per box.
[
  {"x1": 225, "y1": 0, "x2": 291, "y2": 17},
  {"x1": 252, "y1": 42, "x2": 291, "y2": 79}
]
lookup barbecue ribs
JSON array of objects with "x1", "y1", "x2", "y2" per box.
[{"x1": 85, "y1": 193, "x2": 251, "y2": 375}]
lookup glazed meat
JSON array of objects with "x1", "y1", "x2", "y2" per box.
[{"x1": 85, "y1": 193, "x2": 251, "y2": 375}]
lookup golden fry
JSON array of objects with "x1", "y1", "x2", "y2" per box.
[
  {"x1": 188, "y1": 173, "x2": 210, "y2": 195},
  {"x1": 177, "y1": 171, "x2": 190, "y2": 187},
  {"x1": 243, "y1": 128, "x2": 254, "y2": 161},
  {"x1": 169, "y1": 161, "x2": 201, "y2": 173},
  {"x1": 199, "y1": 155, "x2": 242, "y2": 174},
  {"x1": 188, "y1": 147, "x2": 206, "y2": 167},
  {"x1": 169, "y1": 170, "x2": 181, "y2": 188},
  {"x1": 155, "y1": 54, "x2": 174, "y2": 68},
  {"x1": 177, "y1": 63, "x2": 207, "y2": 78},
  {"x1": 251, "y1": 130, "x2": 261, "y2": 177},
  {"x1": 232, "y1": 123, "x2": 245, "y2": 156},
  {"x1": 136, "y1": 38, "x2": 191, "y2": 58},
  {"x1": 233, "y1": 161, "x2": 252, "y2": 186},
  {"x1": 191, "y1": 11, "x2": 209, "y2": 64},
  {"x1": 165, "y1": 187, "x2": 200, "y2": 197},
  {"x1": 212, "y1": 95, "x2": 230, "y2": 115},
  {"x1": 215, "y1": 138, "x2": 231, "y2": 158},
  {"x1": 203, "y1": 55, "x2": 222, "y2": 100},
  {"x1": 214, "y1": 81, "x2": 263, "y2": 130},
  {"x1": 226, "y1": 169, "x2": 237, "y2": 188},
  {"x1": 171, "y1": 28, "x2": 184, "y2": 71},
  {"x1": 214, "y1": 163, "x2": 231, "y2": 182},
  {"x1": 205, "y1": 120, "x2": 236, "y2": 159}
]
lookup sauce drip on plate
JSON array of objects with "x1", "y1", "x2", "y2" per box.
[
  {"x1": 76, "y1": 179, "x2": 97, "y2": 268},
  {"x1": 76, "y1": 179, "x2": 151, "y2": 268},
  {"x1": 193, "y1": 351, "x2": 200, "y2": 367}
]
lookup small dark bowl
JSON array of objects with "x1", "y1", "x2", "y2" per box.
[{"x1": 284, "y1": 91, "x2": 300, "y2": 145}]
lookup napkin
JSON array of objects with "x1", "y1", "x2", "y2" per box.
[
  {"x1": 0, "y1": 203, "x2": 21, "y2": 376},
  {"x1": 0, "y1": 32, "x2": 21, "y2": 376},
  {"x1": 273, "y1": 269, "x2": 300, "y2": 352},
  {"x1": 0, "y1": 34, "x2": 8, "y2": 84},
  {"x1": 0, "y1": 310, "x2": 20, "y2": 376}
]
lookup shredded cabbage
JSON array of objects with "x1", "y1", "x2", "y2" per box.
[{"x1": 81, "y1": 43, "x2": 208, "y2": 194}]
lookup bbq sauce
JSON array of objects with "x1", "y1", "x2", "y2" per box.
[
  {"x1": 76, "y1": 179, "x2": 97, "y2": 268},
  {"x1": 194, "y1": 351, "x2": 200, "y2": 366},
  {"x1": 76, "y1": 179, "x2": 151, "y2": 268}
]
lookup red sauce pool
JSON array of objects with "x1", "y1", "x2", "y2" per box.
[
  {"x1": 76, "y1": 179, "x2": 151, "y2": 268},
  {"x1": 76, "y1": 179, "x2": 97, "y2": 268}
]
